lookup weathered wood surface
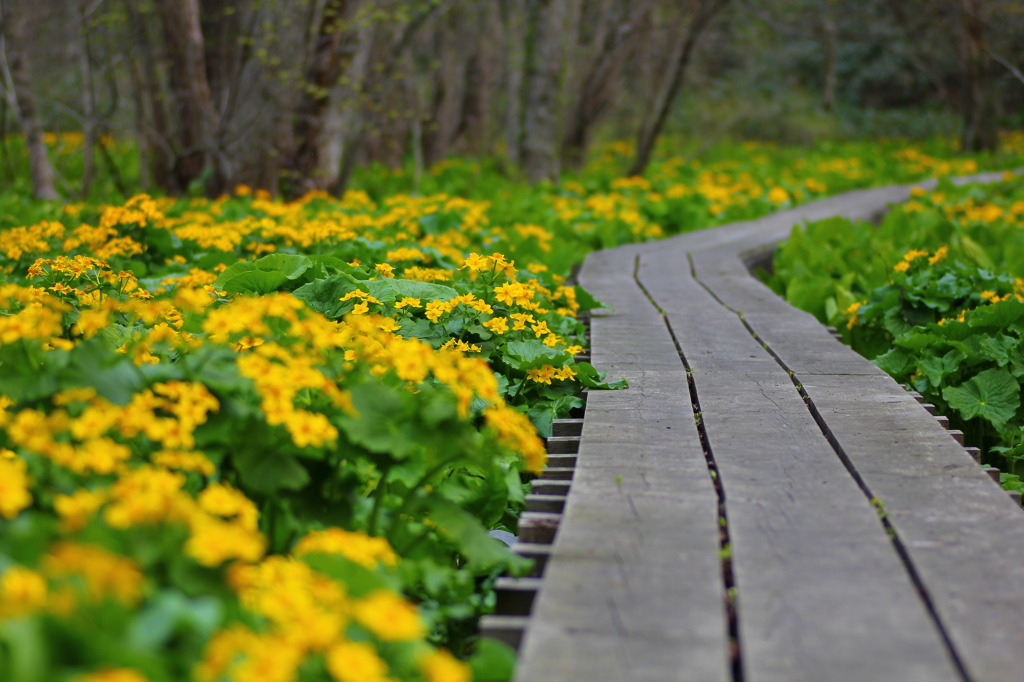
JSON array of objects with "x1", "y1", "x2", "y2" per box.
[
  {"x1": 513, "y1": 172, "x2": 1024, "y2": 682},
  {"x1": 514, "y1": 244, "x2": 731, "y2": 682},
  {"x1": 640, "y1": 250, "x2": 959, "y2": 682}
]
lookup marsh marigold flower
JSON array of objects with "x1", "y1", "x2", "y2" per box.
[
  {"x1": 0, "y1": 456, "x2": 32, "y2": 519},
  {"x1": 352, "y1": 590, "x2": 426, "y2": 641},
  {"x1": 326, "y1": 641, "x2": 392, "y2": 682},
  {"x1": 0, "y1": 566, "x2": 48, "y2": 619},
  {"x1": 74, "y1": 669, "x2": 150, "y2": 682},
  {"x1": 293, "y1": 527, "x2": 399, "y2": 569},
  {"x1": 420, "y1": 649, "x2": 472, "y2": 682}
]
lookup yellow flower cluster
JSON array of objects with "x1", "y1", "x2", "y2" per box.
[
  {"x1": 893, "y1": 249, "x2": 931, "y2": 272},
  {"x1": 191, "y1": 550, "x2": 467, "y2": 682},
  {"x1": 293, "y1": 527, "x2": 398, "y2": 569}
]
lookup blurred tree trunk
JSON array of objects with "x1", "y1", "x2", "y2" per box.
[
  {"x1": 1, "y1": 0, "x2": 59, "y2": 199},
  {"x1": 335, "y1": 2, "x2": 440, "y2": 194},
  {"x1": 288, "y1": 0, "x2": 354, "y2": 197},
  {"x1": 562, "y1": 0, "x2": 651, "y2": 169},
  {"x1": 155, "y1": 0, "x2": 222, "y2": 192},
  {"x1": 453, "y1": 3, "x2": 505, "y2": 157},
  {"x1": 125, "y1": 0, "x2": 174, "y2": 190},
  {"x1": 820, "y1": 0, "x2": 838, "y2": 112},
  {"x1": 629, "y1": 0, "x2": 731, "y2": 177},
  {"x1": 499, "y1": 0, "x2": 526, "y2": 167},
  {"x1": 520, "y1": 0, "x2": 571, "y2": 182},
  {"x1": 959, "y1": 0, "x2": 998, "y2": 152},
  {"x1": 77, "y1": 0, "x2": 99, "y2": 198}
]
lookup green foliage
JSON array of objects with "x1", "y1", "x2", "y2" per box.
[{"x1": 772, "y1": 175, "x2": 1024, "y2": 479}]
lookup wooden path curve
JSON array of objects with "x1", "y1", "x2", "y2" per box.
[{"x1": 497, "y1": 174, "x2": 1024, "y2": 682}]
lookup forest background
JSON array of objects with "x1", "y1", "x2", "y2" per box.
[{"x1": 0, "y1": 0, "x2": 1022, "y2": 202}]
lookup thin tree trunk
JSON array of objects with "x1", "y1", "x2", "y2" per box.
[
  {"x1": 500, "y1": 0, "x2": 526, "y2": 168},
  {"x1": 959, "y1": 0, "x2": 998, "y2": 152},
  {"x1": 333, "y1": 3, "x2": 441, "y2": 194},
  {"x1": 78, "y1": 0, "x2": 97, "y2": 198},
  {"x1": 628, "y1": 0, "x2": 730, "y2": 177},
  {"x1": 820, "y1": 0, "x2": 838, "y2": 112},
  {"x1": 1, "y1": 0, "x2": 59, "y2": 200},
  {"x1": 289, "y1": 0, "x2": 352, "y2": 197},
  {"x1": 125, "y1": 0, "x2": 172, "y2": 190},
  {"x1": 562, "y1": 0, "x2": 652, "y2": 169},
  {"x1": 156, "y1": 0, "x2": 221, "y2": 192},
  {"x1": 520, "y1": 0, "x2": 569, "y2": 182}
]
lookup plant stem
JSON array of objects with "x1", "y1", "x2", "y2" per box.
[
  {"x1": 383, "y1": 453, "x2": 462, "y2": 541},
  {"x1": 367, "y1": 462, "x2": 390, "y2": 536}
]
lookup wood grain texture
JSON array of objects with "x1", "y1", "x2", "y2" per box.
[
  {"x1": 639, "y1": 248, "x2": 959, "y2": 682},
  {"x1": 513, "y1": 172, "x2": 1022, "y2": 681},
  {"x1": 514, "y1": 245, "x2": 730, "y2": 682}
]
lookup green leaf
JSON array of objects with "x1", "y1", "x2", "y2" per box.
[
  {"x1": 426, "y1": 497, "x2": 529, "y2": 573},
  {"x1": 942, "y1": 368, "x2": 1020, "y2": 430},
  {"x1": 968, "y1": 298, "x2": 1024, "y2": 329},
  {"x1": 979, "y1": 334, "x2": 1020, "y2": 368},
  {"x1": 364, "y1": 278, "x2": 458, "y2": 305},
  {"x1": 468, "y1": 638, "x2": 517, "y2": 682},
  {"x1": 214, "y1": 254, "x2": 313, "y2": 294},
  {"x1": 339, "y1": 383, "x2": 419, "y2": 458},
  {"x1": 58, "y1": 333, "x2": 145, "y2": 403},
  {"x1": 0, "y1": 616, "x2": 49, "y2": 682},
  {"x1": 502, "y1": 340, "x2": 571, "y2": 370},
  {"x1": 957, "y1": 234, "x2": 995, "y2": 270},
  {"x1": 917, "y1": 349, "x2": 965, "y2": 388},
  {"x1": 573, "y1": 361, "x2": 628, "y2": 389},
  {"x1": 128, "y1": 592, "x2": 222, "y2": 651},
  {"x1": 573, "y1": 285, "x2": 606, "y2": 312},
  {"x1": 292, "y1": 274, "x2": 361, "y2": 318},
  {"x1": 233, "y1": 448, "x2": 310, "y2": 494},
  {"x1": 300, "y1": 553, "x2": 400, "y2": 597},
  {"x1": 873, "y1": 347, "x2": 915, "y2": 377}
]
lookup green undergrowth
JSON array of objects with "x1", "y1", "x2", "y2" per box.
[
  {"x1": 1, "y1": 130, "x2": 1023, "y2": 681},
  {"x1": 769, "y1": 172, "x2": 1024, "y2": 491}
]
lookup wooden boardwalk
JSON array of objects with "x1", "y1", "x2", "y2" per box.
[{"x1": 505, "y1": 176, "x2": 1024, "y2": 682}]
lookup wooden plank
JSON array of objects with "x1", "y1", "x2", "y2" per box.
[
  {"x1": 514, "y1": 247, "x2": 730, "y2": 682},
  {"x1": 791, "y1": 372, "x2": 1024, "y2": 682},
  {"x1": 638, "y1": 248, "x2": 962, "y2": 682},
  {"x1": 513, "y1": 172, "x2": 1020, "y2": 680}
]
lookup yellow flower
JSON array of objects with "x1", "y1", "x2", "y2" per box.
[
  {"x1": 326, "y1": 641, "x2": 392, "y2": 682},
  {"x1": 186, "y1": 516, "x2": 266, "y2": 567},
  {"x1": 526, "y1": 365, "x2": 557, "y2": 384},
  {"x1": 420, "y1": 649, "x2": 471, "y2": 682},
  {"x1": 484, "y1": 406, "x2": 546, "y2": 473},
  {"x1": 152, "y1": 449, "x2": 216, "y2": 476},
  {"x1": 199, "y1": 482, "x2": 260, "y2": 531},
  {"x1": 0, "y1": 456, "x2": 32, "y2": 519},
  {"x1": 395, "y1": 297, "x2": 421, "y2": 309},
  {"x1": 483, "y1": 317, "x2": 508, "y2": 334},
  {"x1": 55, "y1": 488, "x2": 109, "y2": 532},
  {"x1": 928, "y1": 246, "x2": 949, "y2": 265},
  {"x1": 425, "y1": 300, "x2": 449, "y2": 322},
  {"x1": 293, "y1": 527, "x2": 399, "y2": 569},
  {"x1": 228, "y1": 558, "x2": 348, "y2": 651},
  {"x1": 0, "y1": 566, "x2": 48, "y2": 619},
  {"x1": 352, "y1": 590, "x2": 426, "y2": 641},
  {"x1": 460, "y1": 253, "x2": 489, "y2": 271},
  {"x1": 374, "y1": 263, "x2": 395, "y2": 278},
  {"x1": 74, "y1": 669, "x2": 150, "y2": 682},
  {"x1": 42, "y1": 542, "x2": 143, "y2": 606},
  {"x1": 282, "y1": 409, "x2": 338, "y2": 449}
]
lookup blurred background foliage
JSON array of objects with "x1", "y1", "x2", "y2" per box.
[{"x1": 0, "y1": 0, "x2": 1021, "y2": 201}]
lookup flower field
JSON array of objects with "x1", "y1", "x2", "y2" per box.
[
  {"x1": 1, "y1": 133, "x2": 1023, "y2": 682},
  {"x1": 770, "y1": 165, "x2": 1024, "y2": 493}
]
